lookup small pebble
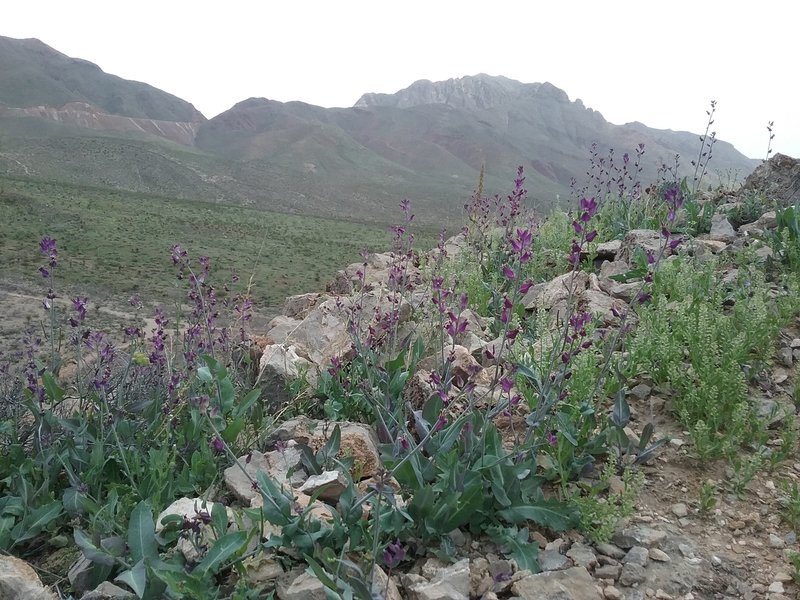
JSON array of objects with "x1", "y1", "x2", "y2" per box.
[
  {"x1": 768, "y1": 581, "x2": 785, "y2": 594},
  {"x1": 649, "y1": 548, "x2": 671, "y2": 562},
  {"x1": 769, "y1": 533, "x2": 785, "y2": 549},
  {"x1": 604, "y1": 586, "x2": 622, "y2": 600}
]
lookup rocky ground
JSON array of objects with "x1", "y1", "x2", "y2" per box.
[{"x1": 1, "y1": 155, "x2": 800, "y2": 600}]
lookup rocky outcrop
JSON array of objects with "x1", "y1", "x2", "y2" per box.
[
  {"x1": 0, "y1": 103, "x2": 201, "y2": 146},
  {"x1": 742, "y1": 153, "x2": 800, "y2": 206}
]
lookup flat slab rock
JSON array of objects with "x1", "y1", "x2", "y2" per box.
[{"x1": 512, "y1": 566, "x2": 603, "y2": 600}]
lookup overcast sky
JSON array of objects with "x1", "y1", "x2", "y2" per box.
[{"x1": 3, "y1": 1, "x2": 798, "y2": 160}]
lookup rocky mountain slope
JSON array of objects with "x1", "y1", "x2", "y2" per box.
[
  {"x1": 0, "y1": 37, "x2": 759, "y2": 222},
  {"x1": 0, "y1": 36, "x2": 205, "y2": 122}
]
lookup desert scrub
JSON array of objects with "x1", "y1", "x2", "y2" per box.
[
  {"x1": 625, "y1": 255, "x2": 783, "y2": 456},
  {"x1": 569, "y1": 455, "x2": 644, "y2": 543}
]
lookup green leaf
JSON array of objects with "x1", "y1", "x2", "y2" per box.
[
  {"x1": 0, "y1": 496, "x2": 25, "y2": 517},
  {"x1": 432, "y1": 414, "x2": 470, "y2": 455},
  {"x1": 63, "y1": 487, "x2": 86, "y2": 516},
  {"x1": 219, "y1": 377, "x2": 236, "y2": 409},
  {"x1": 0, "y1": 516, "x2": 15, "y2": 550},
  {"x1": 556, "y1": 413, "x2": 578, "y2": 446},
  {"x1": 611, "y1": 389, "x2": 630, "y2": 428},
  {"x1": 437, "y1": 477, "x2": 484, "y2": 532},
  {"x1": 211, "y1": 502, "x2": 229, "y2": 536},
  {"x1": 221, "y1": 418, "x2": 244, "y2": 444},
  {"x1": 74, "y1": 529, "x2": 116, "y2": 566},
  {"x1": 13, "y1": 501, "x2": 62, "y2": 543},
  {"x1": 237, "y1": 389, "x2": 261, "y2": 416},
  {"x1": 319, "y1": 425, "x2": 342, "y2": 465},
  {"x1": 127, "y1": 501, "x2": 158, "y2": 564},
  {"x1": 257, "y1": 472, "x2": 292, "y2": 526},
  {"x1": 41, "y1": 372, "x2": 64, "y2": 402},
  {"x1": 489, "y1": 526, "x2": 540, "y2": 572},
  {"x1": 100, "y1": 536, "x2": 126, "y2": 558},
  {"x1": 497, "y1": 500, "x2": 578, "y2": 531},
  {"x1": 116, "y1": 559, "x2": 147, "y2": 598},
  {"x1": 609, "y1": 267, "x2": 648, "y2": 283},
  {"x1": 304, "y1": 554, "x2": 339, "y2": 592},
  {"x1": 195, "y1": 531, "x2": 248, "y2": 576},
  {"x1": 197, "y1": 366, "x2": 213, "y2": 383}
]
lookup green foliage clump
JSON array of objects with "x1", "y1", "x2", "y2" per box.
[
  {"x1": 569, "y1": 456, "x2": 644, "y2": 543},
  {"x1": 626, "y1": 255, "x2": 786, "y2": 457}
]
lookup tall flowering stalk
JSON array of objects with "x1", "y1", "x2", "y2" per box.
[{"x1": 38, "y1": 236, "x2": 60, "y2": 376}]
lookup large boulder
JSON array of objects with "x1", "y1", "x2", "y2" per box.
[
  {"x1": 155, "y1": 498, "x2": 236, "y2": 563},
  {"x1": 326, "y1": 252, "x2": 420, "y2": 295},
  {"x1": 269, "y1": 417, "x2": 382, "y2": 480},
  {"x1": 258, "y1": 344, "x2": 317, "y2": 408},
  {"x1": 522, "y1": 271, "x2": 589, "y2": 311},
  {"x1": 616, "y1": 229, "x2": 682, "y2": 265},
  {"x1": 741, "y1": 153, "x2": 800, "y2": 206},
  {"x1": 708, "y1": 214, "x2": 736, "y2": 243},
  {"x1": 284, "y1": 298, "x2": 351, "y2": 367}
]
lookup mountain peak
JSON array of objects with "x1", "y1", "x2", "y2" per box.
[
  {"x1": 354, "y1": 74, "x2": 563, "y2": 110},
  {"x1": 0, "y1": 35, "x2": 205, "y2": 122}
]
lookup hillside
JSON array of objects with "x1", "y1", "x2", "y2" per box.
[
  {"x1": 0, "y1": 38, "x2": 759, "y2": 223},
  {"x1": 0, "y1": 35, "x2": 205, "y2": 122}
]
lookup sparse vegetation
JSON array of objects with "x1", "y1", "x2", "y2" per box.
[{"x1": 0, "y1": 119, "x2": 798, "y2": 598}]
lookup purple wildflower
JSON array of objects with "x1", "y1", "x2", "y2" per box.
[
  {"x1": 209, "y1": 437, "x2": 225, "y2": 453},
  {"x1": 383, "y1": 540, "x2": 406, "y2": 569}
]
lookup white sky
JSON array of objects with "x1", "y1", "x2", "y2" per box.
[{"x1": 3, "y1": 0, "x2": 798, "y2": 159}]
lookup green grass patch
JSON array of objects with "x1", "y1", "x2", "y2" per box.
[{"x1": 0, "y1": 177, "x2": 438, "y2": 314}]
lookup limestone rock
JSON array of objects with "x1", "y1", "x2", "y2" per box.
[
  {"x1": 80, "y1": 582, "x2": 136, "y2": 599},
  {"x1": 407, "y1": 558, "x2": 470, "y2": 600},
  {"x1": 283, "y1": 292, "x2": 329, "y2": 319},
  {"x1": 265, "y1": 316, "x2": 302, "y2": 344},
  {"x1": 595, "y1": 239, "x2": 622, "y2": 260},
  {"x1": 67, "y1": 556, "x2": 95, "y2": 597},
  {"x1": 403, "y1": 369, "x2": 435, "y2": 409},
  {"x1": 284, "y1": 298, "x2": 351, "y2": 366},
  {"x1": 420, "y1": 345, "x2": 483, "y2": 388},
  {"x1": 696, "y1": 239, "x2": 729, "y2": 254},
  {"x1": 598, "y1": 260, "x2": 640, "y2": 302},
  {"x1": 612, "y1": 525, "x2": 666, "y2": 549},
  {"x1": 522, "y1": 271, "x2": 589, "y2": 311},
  {"x1": 298, "y1": 470, "x2": 348, "y2": 503},
  {"x1": 709, "y1": 214, "x2": 736, "y2": 242},
  {"x1": 278, "y1": 571, "x2": 326, "y2": 600},
  {"x1": 538, "y1": 549, "x2": 573, "y2": 571},
  {"x1": 617, "y1": 229, "x2": 672, "y2": 265},
  {"x1": 511, "y1": 566, "x2": 603, "y2": 599},
  {"x1": 156, "y1": 497, "x2": 237, "y2": 562},
  {"x1": 243, "y1": 555, "x2": 284, "y2": 586},
  {"x1": 566, "y1": 542, "x2": 597, "y2": 569},
  {"x1": 258, "y1": 344, "x2": 317, "y2": 408},
  {"x1": 371, "y1": 565, "x2": 403, "y2": 600},
  {"x1": 269, "y1": 417, "x2": 382, "y2": 479},
  {"x1": 582, "y1": 289, "x2": 629, "y2": 327},
  {"x1": 224, "y1": 450, "x2": 273, "y2": 504},
  {"x1": 0, "y1": 555, "x2": 57, "y2": 600}
]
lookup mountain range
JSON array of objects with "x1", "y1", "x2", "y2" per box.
[{"x1": 0, "y1": 35, "x2": 758, "y2": 223}]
